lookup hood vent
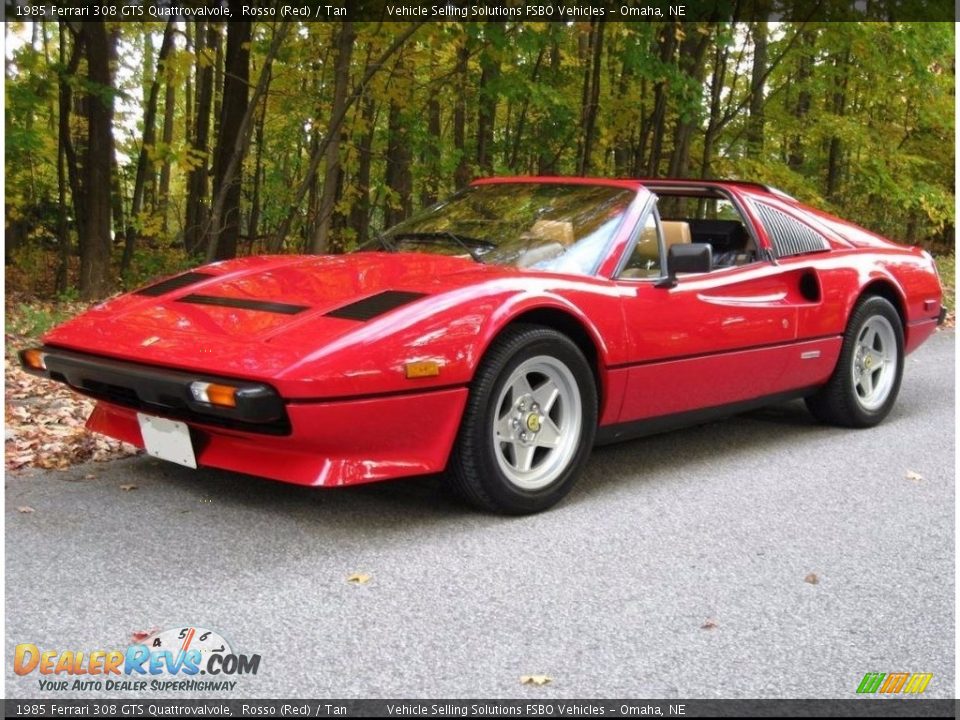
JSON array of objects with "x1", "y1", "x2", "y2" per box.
[
  {"x1": 177, "y1": 295, "x2": 308, "y2": 315},
  {"x1": 325, "y1": 290, "x2": 426, "y2": 321},
  {"x1": 135, "y1": 271, "x2": 214, "y2": 297}
]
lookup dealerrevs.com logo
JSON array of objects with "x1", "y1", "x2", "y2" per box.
[{"x1": 14, "y1": 627, "x2": 261, "y2": 692}]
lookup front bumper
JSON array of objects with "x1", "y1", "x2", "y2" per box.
[
  {"x1": 88, "y1": 387, "x2": 469, "y2": 486},
  {"x1": 21, "y1": 346, "x2": 288, "y2": 433},
  {"x1": 23, "y1": 344, "x2": 469, "y2": 487}
]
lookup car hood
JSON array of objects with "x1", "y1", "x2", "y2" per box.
[{"x1": 43, "y1": 253, "x2": 506, "y2": 386}]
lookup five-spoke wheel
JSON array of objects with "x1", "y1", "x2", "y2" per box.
[
  {"x1": 447, "y1": 325, "x2": 597, "y2": 514},
  {"x1": 806, "y1": 295, "x2": 904, "y2": 427},
  {"x1": 492, "y1": 356, "x2": 582, "y2": 491}
]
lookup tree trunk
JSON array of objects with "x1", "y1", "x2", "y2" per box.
[
  {"x1": 312, "y1": 21, "x2": 355, "y2": 254},
  {"x1": 825, "y1": 49, "x2": 850, "y2": 200},
  {"x1": 184, "y1": 21, "x2": 216, "y2": 256},
  {"x1": 158, "y1": 42, "x2": 177, "y2": 234},
  {"x1": 453, "y1": 37, "x2": 471, "y2": 187},
  {"x1": 646, "y1": 24, "x2": 678, "y2": 176},
  {"x1": 247, "y1": 63, "x2": 271, "y2": 251},
  {"x1": 788, "y1": 29, "x2": 816, "y2": 171},
  {"x1": 507, "y1": 46, "x2": 544, "y2": 170},
  {"x1": 384, "y1": 56, "x2": 413, "y2": 228},
  {"x1": 700, "y1": 37, "x2": 729, "y2": 178},
  {"x1": 122, "y1": 19, "x2": 176, "y2": 273},
  {"x1": 349, "y1": 97, "x2": 376, "y2": 246},
  {"x1": 578, "y1": 20, "x2": 604, "y2": 176},
  {"x1": 77, "y1": 21, "x2": 116, "y2": 300},
  {"x1": 422, "y1": 93, "x2": 442, "y2": 206},
  {"x1": 667, "y1": 25, "x2": 711, "y2": 178},
  {"x1": 746, "y1": 21, "x2": 768, "y2": 159},
  {"x1": 476, "y1": 21, "x2": 504, "y2": 175},
  {"x1": 208, "y1": 15, "x2": 251, "y2": 260},
  {"x1": 58, "y1": 24, "x2": 85, "y2": 244},
  {"x1": 56, "y1": 23, "x2": 83, "y2": 294}
]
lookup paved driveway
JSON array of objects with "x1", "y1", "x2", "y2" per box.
[{"x1": 5, "y1": 330, "x2": 954, "y2": 699}]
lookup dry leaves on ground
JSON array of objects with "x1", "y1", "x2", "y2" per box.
[
  {"x1": 131, "y1": 627, "x2": 160, "y2": 643},
  {"x1": 520, "y1": 675, "x2": 552, "y2": 686},
  {"x1": 347, "y1": 573, "x2": 372, "y2": 585},
  {"x1": 905, "y1": 470, "x2": 923, "y2": 482},
  {"x1": 6, "y1": 309, "x2": 140, "y2": 472},
  {"x1": 804, "y1": 572, "x2": 820, "y2": 585},
  {"x1": 700, "y1": 618, "x2": 719, "y2": 631}
]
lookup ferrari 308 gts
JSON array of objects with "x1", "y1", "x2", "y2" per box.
[{"x1": 21, "y1": 177, "x2": 946, "y2": 513}]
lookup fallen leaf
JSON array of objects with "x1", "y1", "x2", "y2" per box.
[
  {"x1": 700, "y1": 618, "x2": 718, "y2": 630},
  {"x1": 131, "y1": 627, "x2": 159, "y2": 643},
  {"x1": 905, "y1": 470, "x2": 923, "y2": 482},
  {"x1": 4, "y1": 323, "x2": 139, "y2": 473},
  {"x1": 83, "y1": 474, "x2": 96, "y2": 480},
  {"x1": 520, "y1": 675, "x2": 552, "y2": 686},
  {"x1": 120, "y1": 484, "x2": 138, "y2": 491},
  {"x1": 804, "y1": 572, "x2": 819, "y2": 585},
  {"x1": 17, "y1": 506, "x2": 35, "y2": 513},
  {"x1": 347, "y1": 573, "x2": 371, "y2": 585}
]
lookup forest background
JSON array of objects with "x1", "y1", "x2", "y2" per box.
[{"x1": 3, "y1": 13, "x2": 956, "y2": 467}]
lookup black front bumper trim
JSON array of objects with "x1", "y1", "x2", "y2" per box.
[{"x1": 22, "y1": 346, "x2": 290, "y2": 435}]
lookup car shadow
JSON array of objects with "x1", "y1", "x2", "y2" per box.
[{"x1": 133, "y1": 397, "x2": 851, "y2": 529}]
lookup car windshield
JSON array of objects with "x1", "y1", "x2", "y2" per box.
[{"x1": 367, "y1": 182, "x2": 636, "y2": 275}]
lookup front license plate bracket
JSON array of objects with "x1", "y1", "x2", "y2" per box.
[{"x1": 136, "y1": 413, "x2": 198, "y2": 469}]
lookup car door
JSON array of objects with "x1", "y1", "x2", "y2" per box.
[{"x1": 610, "y1": 197, "x2": 823, "y2": 425}]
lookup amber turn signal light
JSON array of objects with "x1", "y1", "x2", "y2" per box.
[
  {"x1": 21, "y1": 348, "x2": 47, "y2": 371},
  {"x1": 405, "y1": 360, "x2": 441, "y2": 379},
  {"x1": 189, "y1": 381, "x2": 237, "y2": 408}
]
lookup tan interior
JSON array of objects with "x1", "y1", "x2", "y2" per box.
[
  {"x1": 525, "y1": 219, "x2": 575, "y2": 247},
  {"x1": 661, "y1": 220, "x2": 692, "y2": 248}
]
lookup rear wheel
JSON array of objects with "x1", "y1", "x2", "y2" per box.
[
  {"x1": 447, "y1": 325, "x2": 597, "y2": 514},
  {"x1": 805, "y1": 295, "x2": 904, "y2": 427}
]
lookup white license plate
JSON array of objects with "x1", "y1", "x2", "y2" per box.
[{"x1": 137, "y1": 413, "x2": 197, "y2": 469}]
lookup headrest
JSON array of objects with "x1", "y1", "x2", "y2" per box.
[{"x1": 661, "y1": 220, "x2": 692, "y2": 248}]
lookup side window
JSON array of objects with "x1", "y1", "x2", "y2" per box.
[{"x1": 618, "y1": 210, "x2": 663, "y2": 279}]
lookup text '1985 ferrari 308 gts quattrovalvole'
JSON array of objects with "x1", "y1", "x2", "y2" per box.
[{"x1": 21, "y1": 177, "x2": 946, "y2": 513}]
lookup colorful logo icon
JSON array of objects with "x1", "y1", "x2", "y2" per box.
[{"x1": 856, "y1": 672, "x2": 933, "y2": 694}]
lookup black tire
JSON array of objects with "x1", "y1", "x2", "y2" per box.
[
  {"x1": 446, "y1": 324, "x2": 597, "y2": 514},
  {"x1": 805, "y1": 295, "x2": 904, "y2": 428}
]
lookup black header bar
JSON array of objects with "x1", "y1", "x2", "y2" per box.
[
  {"x1": 2, "y1": 0, "x2": 956, "y2": 23},
  {"x1": 2, "y1": 698, "x2": 959, "y2": 718}
]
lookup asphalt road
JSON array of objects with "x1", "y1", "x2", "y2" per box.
[{"x1": 5, "y1": 330, "x2": 955, "y2": 700}]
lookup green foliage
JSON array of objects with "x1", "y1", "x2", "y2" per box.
[
  {"x1": 3, "y1": 20, "x2": 955, "y2": 302},
  {"x1": 5, "y1": 301, "x2": 75, "y2": 340},
  {"x1": 935, "y1": 253, "x2": 955, "y2": 315},
  {"x1": 121, "y1": 244, "x2": 193, "y2": 290}
]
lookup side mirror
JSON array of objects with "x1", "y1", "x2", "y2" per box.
[{"x1": 655, "y1": 243, "x2": 712, "y2": 288}]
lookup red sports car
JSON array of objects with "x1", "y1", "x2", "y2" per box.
[{"x1": 20, "y1": 177, "x2": 945, "y2": 513}]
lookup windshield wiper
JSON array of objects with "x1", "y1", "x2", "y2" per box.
[
  {"x1": 357, "y1": 235, "x2": 397, "y2": 253},
  {"x1": 388, "y1": 231, "x2": 493, "y2": 263}
]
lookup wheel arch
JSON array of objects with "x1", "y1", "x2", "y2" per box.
[
  {"x1": 858, "y1": 277, "x2": 908, "y2": 339},
  {"x1": 479, "y1": 304, "x2": 607, "y2": 422}
]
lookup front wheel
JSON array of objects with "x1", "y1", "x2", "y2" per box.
[
  {"x1": 805, "y1": 295, "x2": 904, "y2": 428},
  {"x1": 447, "y1": 325, "x2": 597, "y2": 514}
]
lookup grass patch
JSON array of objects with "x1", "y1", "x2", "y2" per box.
[
  {"x1": 6, "y1": 302, "x2": 75, "y2": 341},
  {"x1": 934, "y1": 253, "x2": 955, "y2": 316}
]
